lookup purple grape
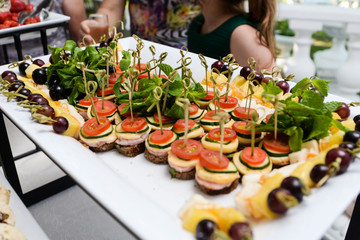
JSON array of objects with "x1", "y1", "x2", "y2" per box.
[
  {"x1": 33, "y1": 59, "x2": 45, "y2": 67},
  {"x1": 240, "y1": 66, "x2": 252, "y2": 79},
  {"x1": 3, "y1": 74, "x2": 17, "y2": 83},
  {"x1": 32, "y1": 68, "x2": 47, "y2": 85},
  {"x1": 310, "y1": 164, "x2": 329, "y2": 184},
  {"x1": 211, "y1": 60, "x2": 224, "y2": 73},
  {"x1": 343, "y1": 131, "x2": 360, "y2": 144},
  {"x1": 254, "y1": 71, "x2": 264, "y2": 83},
  {"x1": 325, "y1": 148, "x2": 352, "y2": 174},
  {"x1": 1, "y1": 70, "x2": 16, "y2": 79},
  {"x1": 16, "y1": 88, "x2": 31, "y2": 102},
  {"x1": 277, "y1": 81, "x2": 290, "y2": 93},
  {"x1": 228, "y1": 222, "x2": 253, "y2": 240},
  {"x1": 196, "y1": 219, "x2": 217, "y2": 240},
  {"x1": 339, "y1": 142, "x2": 357, "y2": 151},
  {"x1": 280, "y1": 176, "x2": 304, "y2": 202},
  {"x1": 27, "y1": 93, "x2": 43, "y2": 102},
  {"x1": 267, "y1": 188, "x2": 297, "y2": 214},
  {"x1": 8, "y1": 83, "x2": 22, "y2": 92},
  {"x1": 35, "y1": 105, "x2": 55, "y2": 119},
  {"x1": 353, "y1": 115, "x2": 360, "y2": 124},
  {"x1": 53, "y1": 117, "x2": 69, "y2": 134},
  {"x1": 31, "y1": 96, "x2": 49, "y2": 106},
  {"x1": 19, "y1": 62, "x2": 29, "y2": 76},
  {"x1": 262, "y1": 77, "x2": 272, "y2": 84},
  {"x1": 335, "y1": 102, "x2": 350, "y2": 120},
  {"x1": 356, "y1": 120, "x2": 360, "y2": 132}
]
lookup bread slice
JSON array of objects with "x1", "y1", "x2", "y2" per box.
[
  {"x1": 144, "y1": 148, "x2": 168, "y2": 164},
  {"x1": 197, "y1": 179, "x2": 239, "y2": 195},
  {"x1": 90, "y1": 142, "x2": 115, "y2": 152},
  {"x1": 116, "y1": 142, "x2": 145, "y2": 157},
  {"x1": 169, "y1": 167, "x2": 195, "y2": 180}
]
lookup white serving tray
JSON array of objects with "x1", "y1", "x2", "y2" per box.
[
  {"x1": 1, "y1": 37, "x2": 360, "y2": 240},
  {"x1": 0, "y1": 12, "x2": 70, "y2": 45}
]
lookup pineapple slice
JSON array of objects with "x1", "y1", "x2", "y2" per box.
[
  {"x1": 25, "y1": 64, "x2": 40, "y2": 79},
  {"x1": 182, "y1": 207, "x2": 218, "y2": 234},
  {"x1": 249, "y1": 172, "x2": 284, "y2": 219},
  {"x1": 217, "y1": 207, "x2": 246, "y2": 233}
]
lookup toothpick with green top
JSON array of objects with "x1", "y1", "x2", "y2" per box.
[
  {"x1": 133, "y1": 34, "x2": 144, "y2": 71},
  {"x1": 244, "y1": 80, "x2": 256, "y2": 124},
  {"x1": 122, "y1": 70, "x2": 139, "y2": 122},
  {"x1": 213, "y1": 88, "x2": 222, "y2": 113},
  {"x1": 157, "y1": 52, "x2": 168, "y2": 77},
  {"x1": 87, "y1": 81, "x2": 100, "y2": 124},
  {"x1": 176, "y1": 97, "x2": 190, "y2": 146},
  {"x1": 153, "y1": 87, "x2": 164, "y2": 134},
  {"x1": 222, "y1": 54, "x2": 239, "y2": 102},
  {"x1": 161, "y1": 71, "x2": 177, "y2": 114},
  {"x1": 212, "y1": 112, "x2": 228, "y2": 160},
  {"x1": 250, "y1": 110, "x2": 259, "y2": 156},
  {"x1": 199, "y1": 54, "x2": 209, "y2": 93}
]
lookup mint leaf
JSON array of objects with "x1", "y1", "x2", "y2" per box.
[
  {"x1": 304, "y1": 115, "x2": 331, "y2": 141},
  {"x1": 158, "y1": 63, "x2": 174, "y2": 76},
  {"x1": 165, "y1": 103, "x2": 184, "y2": 119},
  {"x1": 168, "y1": 79, "x2": 184, "y2": 96},
  {"x1": 188, "y1": 83, "x2": 207, "y2": 101},
  {"x1": 331, "y1": 119, "x2": 350, "y2": 132},
  {"x1": 290, "y1": 78, "x2": 312, "y2": 96},
  {"x1": 284, "y1": 126, "x2": 303, "y2": 152},
  {"x1": 301, "y1": 90, "x2": 324, "y2": 109},
  {"x1": 120, "y1": 51, "x2": 131, "y2": 71},
  {"x1": 323, "y1": 101, "x2": 342, "y2": 112},
  {"x1": 63, "y1": 40, "x2": 77, "y2": 54},
  {"x1": 262, "y1": 81, "x2": 282, "y2": 97},
  {"x1": 312, "y1": 79, "x2": 330, "y2": 97}
]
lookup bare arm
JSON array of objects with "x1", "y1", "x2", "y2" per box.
[
  {"x1": 230, "y1": 25, "x2": 276, "y2": 73},
  {"x1": 61, "y1": 0, "x2": 87, "y2": 43},
  {"x1": 80, "y1": 0, "x2": 126, "y2": 43}
]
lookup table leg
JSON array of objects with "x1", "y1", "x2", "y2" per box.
[
  {"x1": 13, "y1": 33, "x2": 23, "y2": 61},
  {"x1": 40, "y1": 28, "x2": 48, "y2": 55},
  {"x1": 0, "y1": 112, "x2": 23, "y2": 196},
  {"x1": 2, "y1": 45, "x2": 9, "y2": 64}
]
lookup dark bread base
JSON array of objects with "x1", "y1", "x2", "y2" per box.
[
  {"x1": 90, "y1": 142, "x2": 115, "y2": 152},
  {"x1": 197, "y1": 179, "x2": 239, "y2": 195},
  {"x1": 169, "y1": 167, "x2": 195, "y2": 180},
  {"x1": 144, "y1": 148, "x2": 168, "y2": 164},
  {"x1": 116, "y1": 142, "x2": 145, "y2": 157}
]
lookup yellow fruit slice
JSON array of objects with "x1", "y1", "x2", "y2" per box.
[
  {"x1": 249, "y1": 172, "x2": 284, "y2": 219},
  {"x1": 25, "y1": 64, "x2": 40, "y2": 79},
  {"x1": 182, "y1": 207, "x2": 218, "y2": 234},
  {"x1": 217, "y1": 207, "x2": 246, "y2": 233}
]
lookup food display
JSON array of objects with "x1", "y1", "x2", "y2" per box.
[
  {"x1": 1, "y1": 36, "x2": 360, "y2": 240},
  {"x1": 0, "y1": 1, "x2": 39, "y2": 30}
]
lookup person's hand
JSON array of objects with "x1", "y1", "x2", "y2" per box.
[{"x1": 80, "y1": 19, "x2": 92, "y2": 45}]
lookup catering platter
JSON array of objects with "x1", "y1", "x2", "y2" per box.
[
  {"x1": 0, "y1": 12, "x2": 70, "y2": 44},
  {"x1": 1, "y1": 37, "x2": 360, "y2": 240}
]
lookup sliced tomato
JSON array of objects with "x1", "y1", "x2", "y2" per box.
[
  {"x1": 154, "y1": 113, "x2": 173, "y2": 124},
  {"x1": 215, "y1": 96, "x2": 238, "y2": 109},
  {"x1": 232, "y1": 121, "x2": 260, "y2": 135},
  {"x1": 134, "y1": 63, "x2": 146, "y2": 71},
  {"x1": 78, "y1": 97, "x2": 98, "y2": 106},
  {"x1": 92, "y1": 100, "x2": 117, "y2": 117},
  {"x1": 202, "y1": 91, "x2": 214, "y2": 100},
  {"x1": 173, "y1": 119, "x2": 196, "y2": 131},
  {"x1": 117, "y1": 103, "x2": 132, "y2": 117},
  {"x1": 109, "y1": 71, "x2": 123, "y2": 84},
  {"x1": 241, "y1": 147, "x2": 267, "y2": 165},
  {"x1": 121, "y1": 117, "x2": 146, "y2": 132},
  {"x1": 150, "y1": 129, "x2": 174, "y2": 144},
  {"x1": 97, "y1": 85, "x2": 114, "y2": 96},
  {"x1": 171, "y1": 139, "x2": 203, "y2": 160},
  {"x1": 208, "y1": 127, "x2": 237, "y2": 141},
  {"x1": 265, "y1": 114, "x2": 273, "y2": 123},
  {"x1": 200, "y1": 149, "x2": 229, "y2": 170},
  {"x1": 189, "y1": 104, "x2": 199, "y2": 116},
  {"x1": 83, "y1": 117, "x2": 110, "y2": 136},
  {"x1": 233, "y1": 107, "x2": 258, "y2": 120},
  {"x1": 203, "y1": 110, "x2": 229, "y2": 120},
  {"x1": 263, "y1": 133, "x2": 291, "y2": 153}
]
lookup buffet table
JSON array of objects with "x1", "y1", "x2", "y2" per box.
[{"x1": 1, "y1": 37, "x2": 360, "y2": 239}]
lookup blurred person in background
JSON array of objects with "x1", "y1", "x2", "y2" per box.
[
  {"x1": 0, "y1": 0, "x2": 86, "y2": 64},
  {"x1": 80, "y1": 0, "x2": 199, "y2": 48},
  {"x1": 187, "y1": 0, "x2": 277, "y2": 72}
]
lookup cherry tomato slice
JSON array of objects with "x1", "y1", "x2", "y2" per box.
[
  {"x1": 200, "y1": 149, "x2": 229, "y2": 170},
  {"x1": 83, "y1": 117, "x2": 110, "y2": 136},
  {"x1": 97, "y1": 85, "x2": 114, "y2": 96},
  {"x1": 121, "y1": 117, "x2": 146, "y2": 132},
  {"x1": 171, "y1": 139, "x2": 203, "y2": 160},
  {"x1": 215, "y1": 96, "x2": 238, "y2": 109},
  {"x1": 92, "y1": 100, "x2": 117, "y2": 117},
  {"x1": 189, "y1": 104, "x2": 199, "y2": 116},
  {"x1": 203, "y1": 110, "x2": 229, "y2": 120},
  {"x1": 117, "y1": 103, "x2": 132, "y2": 117},
  {"x1": 202, "y1": 91, "x2": 214, "y2": 100},
  {"x1": 150, "y1": 129, "x2": 174, "y2": 144},
  {"x1": 265, "y1": 114, "x2": 273, "y2": 123},
  {"x1": 173, "y1": 119, "x2": 196, "y2": 131},
  {"x1": 78, "y1": 97, "x2": 98, "y2": 106},
  {"x1": 233, "y1": 107, "x2": 258, "y2": 120},
  {"x1": 232, "y1": 121, "x2": 260, "y2": 135},
  {"x1": 241, "y1": 147, "x2": 267, "y2": 165},
  {"x1": 208, "y1": 127, "x2": 237, "y2": 141},
  {"x1": 154, "y1": 113, "x2": 173, "y2": 124},
  {"x1": 263, "y1": 133, "x2": 291, "y2": 153},
  {"x1": 109, "y1": 71, "x2": 123, "y2": 84}
]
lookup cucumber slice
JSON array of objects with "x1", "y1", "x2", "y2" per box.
[
  {"x1": 230, "y1": 111, "x2": 248, "y2": 121},
  {"x1": 235, "y1": 131, "x2": 262, "y2": 139},
  {"x1": 173, "y1": 125, "x2": 201, "y2": 137},
  {"x1": 204, "y1": 162, "x2": 238, "y2": 173},
  {"x1": 115, "y1": 124, "x2": 149, "y2": 134},
  {"x1": 80, "y1": 125, "x2": 113, "y2": 139},
  {"x1": 238, "y1": 152, "x2": 271, "y2": 170},
  {"x1": 204, "y1": 136, "x2": 231, "y2": 145},
  {"x1": 146, "y1": 116, "x2": 175, "y2": 127},
  {"x1": 263, "y1": 146, "x2": 290, "y2": 157},
  {"x1": 147, "y1": 133, "x2": 178, "y2": 149}
]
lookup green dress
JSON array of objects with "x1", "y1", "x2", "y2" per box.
[{"x1": 187, "y1": 14, "x2": 258, "y2": 60}]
